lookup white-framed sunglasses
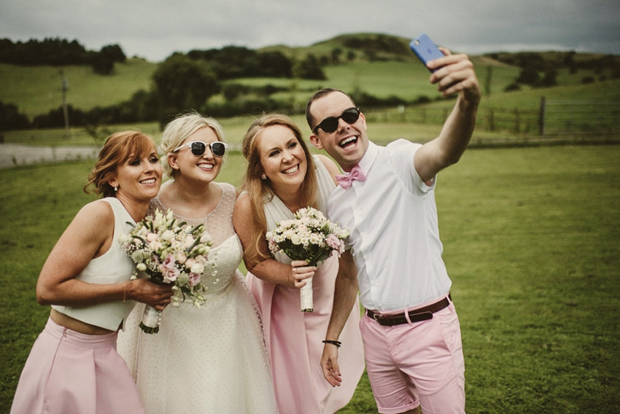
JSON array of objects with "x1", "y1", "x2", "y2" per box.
[{"x1": 173, "y1": 141, "x2": 228, "y2": 157}]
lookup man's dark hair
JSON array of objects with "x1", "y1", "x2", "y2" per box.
[{"x1": 305, "y1": 88, "x2": 355, "y2": 131}]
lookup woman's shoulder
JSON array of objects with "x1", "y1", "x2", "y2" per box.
[
  {"x1": 234, "y1": 190, "x2": 251, "y2": 211},
  {"x1": 68, "y1": 198, "x2": 116, "y2": 236},
  {"x1": 79, "y1": 198, "x2": 115, "y2": 219},
  {"x1": 216, "y1": 181, "x2": 238, "y2": 195},
  {"x1": 313, "y1": 154, "x2": 340, "y2": 184}
]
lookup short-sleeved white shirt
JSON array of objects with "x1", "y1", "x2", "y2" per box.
[{"x1": 327, "y1": 140, "x2": 451, "y2": 311}]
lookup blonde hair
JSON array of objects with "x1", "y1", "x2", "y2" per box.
[
  {"x1": 84, "y1": 130, "x2": 157, "y2": 197},
  {"x1": 160, "y1": 112, "x2": 225, "y2": 179},
  {"x1": 240, "y1": 113, "x2": 318, "y2": 261}
]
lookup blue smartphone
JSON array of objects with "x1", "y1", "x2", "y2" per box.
[{"x1": 409, "y1": 34, "x2": 445, "y2": 72}]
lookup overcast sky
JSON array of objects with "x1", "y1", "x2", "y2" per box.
[{"x1": 2, "y1": 0, "x2": 619, "y2": 62}]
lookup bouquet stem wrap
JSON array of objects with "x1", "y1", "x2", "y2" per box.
[
  {"x1": 140, "y1": 306, "x2": 162, "y2": 334},
  {"x1": 265, "y1": 207, "x2": 349, "y2": 313},
  {"x1": 300, "y1": 276, "x2": 314, "y2": 312}
]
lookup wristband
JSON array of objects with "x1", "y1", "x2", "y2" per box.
[{"x1": 322, "y1": 339, "x2": 341, "y2": 348}]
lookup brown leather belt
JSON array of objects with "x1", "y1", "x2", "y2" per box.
[{"x1": 366, "y1": 295, "x2": 451, "y2": 326}]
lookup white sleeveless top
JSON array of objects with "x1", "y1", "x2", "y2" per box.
[{"x1": 52, "y1": 197, "x2": 137, "y2": 331}]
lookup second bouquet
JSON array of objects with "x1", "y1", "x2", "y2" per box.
[
  {"x1": 266, "y1": 207, "x2": 349, "y2": 312},
  {"x1": 119, "y1": 208, "x2": 212, "y2": 333}
]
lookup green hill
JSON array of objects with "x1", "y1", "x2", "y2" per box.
[
  {"x1": 0, "y1": 58, "x2": 157, "y2": 118},
  {"x1": 1, "y1": 33, "x2": 619, "y2": 122}
]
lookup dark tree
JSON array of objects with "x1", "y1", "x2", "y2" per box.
[
  {"x1": 331, "y1": 48, "x2": 343, "y2": 65},
  {"x1": 516, "y1": 66, "x2": 541, "y2": 85},
  {"x1": 537, "y1": 70, "x2": 558, "y2": 87},
  {"x1": 92, "y1": 54, "x2": 115, "y2": 75},
  {"x1": 99, "y1": 44, "x2": 126, "y2": 63},
  {"x1": 257, "y1": 51, "x2": 293, "y2": 78},
  {"x1": 187, "y1": 46, "x2": 293, "y2": 79},
  {"x1": 0, "y1": 100, "x2": 31, "y2": 131},
  {"x1": 151, "y1": 55, "x2": 220, "y2": 123},
  {"x1": 294, "y1": 54, "x2": 327, "y2": 80}
]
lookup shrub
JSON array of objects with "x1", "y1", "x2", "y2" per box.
[
  {"x1": 536, "y1": 70, "x2": 558, "y2": 88},
  {"x1": 0, "y1": 100, "x2": 31, "y2": 131},
  {"x1": 92, "y1": 54, "x2": 115, "y2": 75},
  {"x1": 517, "y1": 66, "x2": 541, "y2": 85}
]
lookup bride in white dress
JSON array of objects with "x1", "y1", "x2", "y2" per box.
[{"x1": 117, "y1": 113, "x2": 278, "y2": 414}]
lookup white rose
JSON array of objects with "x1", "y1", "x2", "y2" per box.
[
  {"x1": 191, "y1": 263, "x2": 204, "y2": 274},
  {"x1": 161, "y1": 230, "x2": 175, "y2": 242}
]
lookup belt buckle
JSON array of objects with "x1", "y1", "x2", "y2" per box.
[{"x1": 372, "y1": 312, "x2": 383, "y2": 322}]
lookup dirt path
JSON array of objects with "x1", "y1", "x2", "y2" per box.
[{"x1": 0, "y1": 144, "x2": 99, "y2": 169}]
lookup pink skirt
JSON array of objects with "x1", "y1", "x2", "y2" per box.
[
  {"x1": 10, "y1": 318, "x2": 146, "y2": 414},
  {"x1": 247, "y1": 255, "x2": 365, "y2": 414}
]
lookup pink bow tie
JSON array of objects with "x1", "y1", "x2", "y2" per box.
[{"x1": 336, "y1": 165, "x2": 366, "y2": 189}]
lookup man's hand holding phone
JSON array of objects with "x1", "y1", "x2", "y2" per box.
[
  {"x1": 409, "y1": 34, "x2": 445, "y2": 72},
  {"x1": 410, "y1": 33, "x2": 481, "y2": 103}
]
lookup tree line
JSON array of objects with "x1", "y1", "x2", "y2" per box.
[{"x1": 0, "y1": 38, "x2": 126, "y2": 75}]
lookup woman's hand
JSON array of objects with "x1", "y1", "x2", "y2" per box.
[
  {"x1": 128, "y1": 279, "x2": 174, "y2": 311},
  {"x1": 289, "y1": 260, "x2": 316, "y2": 289}
]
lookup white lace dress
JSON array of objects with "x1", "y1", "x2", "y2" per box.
[{"x1": 117, "y1": 182, "x2": 278, "y2": 414}]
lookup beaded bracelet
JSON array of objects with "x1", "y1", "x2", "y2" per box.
[{"x1": 322, "y1": 340, "x2": 342, "y2": 348}]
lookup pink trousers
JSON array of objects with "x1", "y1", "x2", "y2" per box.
[
  {"x1": 360, "y1": 299, "x2": 465, "y2": 414},
  {"x1": 10, "y1": 318, "x2": 146, "y2": 414}
]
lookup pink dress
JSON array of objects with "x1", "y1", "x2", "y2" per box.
[
  {"x1": 247, "y1": 156, "x2": 365, "y2": 414},
  {"x1": 10, "y1": 198, "x2": 146, "y2": 414}
]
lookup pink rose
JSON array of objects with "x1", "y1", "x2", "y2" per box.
[
  {"x1": 161, "y1": 254, "x2": 180, "y2": 282},
  {"x1": 188, "y1": 272, "x2": 201, "y2": 287},
  {"x1": 326, "y1": 234, "x2": 341, "y2": 250}
]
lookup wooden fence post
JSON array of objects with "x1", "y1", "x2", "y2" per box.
[
  {"x1": 514, "y1": 109, "x2": 520, "y2": 133},
  {"x1": 539, "y1": 96, "x2": 546, "y2": 135}
]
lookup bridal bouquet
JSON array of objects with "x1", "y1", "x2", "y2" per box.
[
  {"x1": 119, "y1": 209, "x2": 212, "y2": 333},
  {"x1": 266, "y1": 207, "x2": 349, "y2": 312}
]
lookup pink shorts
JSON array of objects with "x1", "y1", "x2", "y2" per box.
[{"x1": 360, "y1": 298, "x2": 465, "y2": 414}]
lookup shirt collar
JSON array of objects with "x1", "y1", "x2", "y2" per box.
[{"x1": 357, "y1": 141, "x2": 378, "y2": 176}]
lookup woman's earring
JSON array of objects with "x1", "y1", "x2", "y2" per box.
[
  {"x1": 114, "y1": 185, "x2": 118, "y2": 192},
  {"x1": 261, "y1": 174, "x2": 267, "y2": 180}
]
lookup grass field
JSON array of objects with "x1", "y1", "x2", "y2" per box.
[
  {"x1": 0, "y1": 114, "x2": 512, "y2": 151},
  {"x1": 1, "y1": 143, "x2": 619, "y2": 413}
]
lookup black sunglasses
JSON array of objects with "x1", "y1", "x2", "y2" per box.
[
  {"x1": 173, "y1": 141, "x2": 228, "y2": 157},
  {"x1": 312, "y1": 107, "x2": 361, "y2": 134}
]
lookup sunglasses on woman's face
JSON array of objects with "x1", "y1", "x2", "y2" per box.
[
  {"x1": 312, "y1": 107, "x2": 361, "y2": 134},
  {"x1": 173, "y1": 141, "x2": 228, "y2": 157}
]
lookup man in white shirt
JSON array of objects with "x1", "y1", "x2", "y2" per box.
[{"x1": 306, "y1": 49, "x2": 481, "y2": 414}]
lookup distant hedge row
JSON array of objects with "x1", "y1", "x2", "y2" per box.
[{"x1": 0, "y1": 87, "x2": 435, "y2": 132}]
